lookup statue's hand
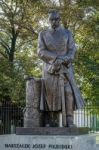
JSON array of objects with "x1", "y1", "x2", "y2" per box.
[
  {"x1": 58, "y1": 56, "x2": 72, "y2": 66},
  {"x1": 54, "y1": 58, "x2": 63, "y2": 71},
  {"x1": 47, "y1": 59, "x2": 61, "y2": 74}
]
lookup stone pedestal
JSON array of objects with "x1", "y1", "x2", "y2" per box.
[
  {"x1": 24, "y1": 77, "x2": 42, "y2": 127},
  {"x1": 16, "y1": 127, "x2": 89, "y2": 135},
  {"x1": 0, "y1": 134, "x2": 96, "y2": 150}
]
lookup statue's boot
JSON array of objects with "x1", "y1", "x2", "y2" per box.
[
  {"x1": 65, "y1": 82, "x2": 75, "y2": 127},
  {"x1": 44, "y1": 111, "x2": 59, "y2": 127},
  {"x1": 67, "y1": 115, "x2": 75, "y2": 127},
  {"x1": 44, "y1": 112, "x2": 50, "y2": 127}
]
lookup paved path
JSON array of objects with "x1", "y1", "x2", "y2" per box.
[{"x1": 96, "y1": 144, "x2": 99, "y2": 150}]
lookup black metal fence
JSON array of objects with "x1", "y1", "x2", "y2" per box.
[
  {"x1": 0, "y1": 105, "x2": 99, "y2": 134},
  {"x1": 0, "y1": 106, "x2": 23, "y2": 134}
]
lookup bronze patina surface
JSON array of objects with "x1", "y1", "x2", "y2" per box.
[{"x1": 38, "y1": 10, "x2": 85, "y2": 127}]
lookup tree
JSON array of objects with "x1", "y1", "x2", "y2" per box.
[
  {"x1": 38, "y1": 0, "x2": 99, "y2": 107},
  {"x1": 0, "y1": 0, "x2": 99, "y2": 109},
  {"x1": 0, "y1": 0, "x2": 45, "y2": 104}
]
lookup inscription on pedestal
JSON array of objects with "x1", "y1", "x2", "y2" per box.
[
  {"x1": 0, "y1": 134, "x2": 96, "y2": 150},
  {"x1": 4, "y1": 143, "x2": 73, "y2": 149}
]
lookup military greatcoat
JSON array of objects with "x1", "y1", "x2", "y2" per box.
[{"x1": 38, "y1": 26, "x2": 85, "y2": 111}]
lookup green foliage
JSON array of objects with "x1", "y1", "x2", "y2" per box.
[
  {"x1": 0, "y1": 57, "x2": 25, "y2": 106},
  {"x1": 0, "y1": 0, "x2": 44, "y2": 105},
  {"x1": 0, "y1": 0, "x2": 99, "y2": 110},
  {"x1": 75, "y1": 8, "x2": 99, "y2": 106}
]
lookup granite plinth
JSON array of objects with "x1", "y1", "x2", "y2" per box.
[
  {"x1": 0, "y1": 134, "x2": 96, "y2": 150},
  {"x1": 16, "y1": 127, "x2": 89, "y2": 135}
]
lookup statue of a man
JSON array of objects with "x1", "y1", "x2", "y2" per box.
[{"x1": 38, "y1": 10, "x2": 85, "y2": 127}]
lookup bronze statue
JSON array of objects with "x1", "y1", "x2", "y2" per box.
[{"x1": 37, "y1": 10, "x2": 85, "y2": 127}]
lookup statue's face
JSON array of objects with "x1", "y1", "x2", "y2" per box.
[{"x1": 49, "y1": 12, "x2": 60, "y2": 29}]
